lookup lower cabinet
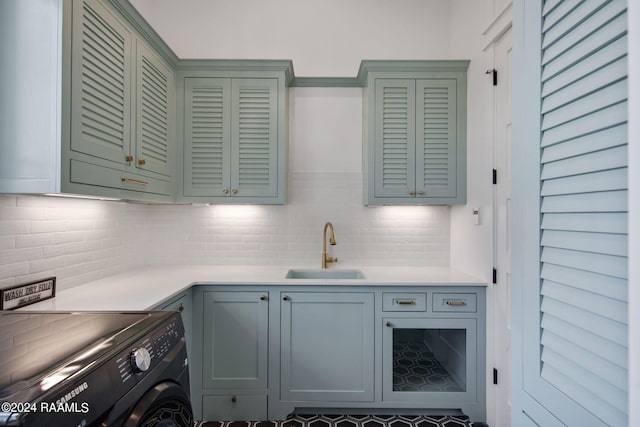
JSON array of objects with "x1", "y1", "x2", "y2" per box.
[
  {"x1": 195, "y1": 289, "x2": 270, "y2": 421},
  {"x1": 191, "y1": 286, "x2": 485, "y2": 423},
  {"x1": 280, "y1": 292, "x2": 375, "y2": 402},
  {"x1": 382, "y1": 318, "x2": 479, "y2": 415}
]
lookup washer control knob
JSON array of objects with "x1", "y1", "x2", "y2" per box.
[{"x1": 130, "y1": 347, "x2": 151, "y2": 373}]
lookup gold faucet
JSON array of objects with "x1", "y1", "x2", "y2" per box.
[{"x1": 322, "y1": 222, "x2": 338, "y2": 269}]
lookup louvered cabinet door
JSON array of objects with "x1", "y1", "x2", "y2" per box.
[
  {"x1": 373, "y1": 79, "x2": 416, "y2": 198},
  {"x1": 230, "y1": 79, "x2": 278, "y2": 198},
  {"x1": 416, "y1": 79, "x2": 457, "y2": 199},
  {"x1": 183, "y1": 78, "x2": 231, "y2": 197},
  {"x1": 70, "y1": 0, "x2": 132, "y2": 165},
  {"x1": 135, "y1": 40, "x2": 174, "y2": 177}
]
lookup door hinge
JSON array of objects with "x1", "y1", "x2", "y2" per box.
[
  {"x1": 492, "y1": 168, "x2": 497, "y2": 184},
  {"x1": 486, "y1": 68, "x2": 498, "y2": 86},
  {"x1": 492, "y1": 268, "x2": 497, "y2": 284},
  {"x1": 493, "y1": 368, "x2": 498, "y2": 385}
]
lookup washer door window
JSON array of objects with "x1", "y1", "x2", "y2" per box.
[{"x1": 124, "y1": 382, "x2": 193, "y2": 427}]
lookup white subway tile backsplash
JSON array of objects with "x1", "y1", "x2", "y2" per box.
[
  {"x1": 0, "y1": 173, "x2": 451, "y2": 291},
  {"x1": 0, "y1": 195, "x2": 141, "y2": 291}
]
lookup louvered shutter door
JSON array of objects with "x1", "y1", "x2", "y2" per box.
[
  {"x1": 416, "y1": 79, "x2": 457, "y2": 198},
  {"x1": 230, "y1": 79, "x2": 278, "y2": 197},
  {"x1": 184, "y1": 78, "x2": 231, "y2": 197},
  {"x1": 523, "y1": 1, "x2": 628, "y2": 425},
  {"x1": 135, "y1": 41, "x2": 173, "y2": 177},
  {"x1": 71, "y1": 0, "x2": 131, "y2": 163},
  {"x1": 374, "y1": 79, "x2": 416, "y2": 197}
]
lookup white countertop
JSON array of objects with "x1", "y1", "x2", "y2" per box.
[{"x1": 23, "y1": 265, "x2": 486, "y2": 312}]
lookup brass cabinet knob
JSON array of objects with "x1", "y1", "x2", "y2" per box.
[
  {"x1": 418, "y1": 190, "x2": 425, "y2": 195},
  {"x1": 125, "y1": 155, "x2": 134, "y2": 162},
  {"x1": 138, "y1": 159, "x2": 146, "y2": 165},
  {"x1": 222, "y1": 188, "x2": 229, "y2": 194},
  {"x1": 231, "y1": 189, "x2": 238, "y2": 194},
  {"x1": 409, "y1": 191, "x2": 416, "y2": 196}
]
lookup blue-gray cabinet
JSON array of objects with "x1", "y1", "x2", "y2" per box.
[
  {"x1": 194, "y1": 289, "x2": 269, "y2": 421},
  {"x1": 279, "y1": 291, "x2": 375, "y2": 403},
  {"x1": 0, "y1": 0, "x2": 175, "y2": 201},
  {"x1": 191, "y1": 285, "x2": 485, "y2": 422},
  {"x1": 177, "y1": 63, "x2": 292, "y2": 204},
  {"x1": 67, "y1": 0, "x2": 175, "y2": 200},
  {"x1": 361, "y1": 61, "x2": 469, "y2": 205}
]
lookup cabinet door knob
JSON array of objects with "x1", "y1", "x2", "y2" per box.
[
  {"x1": 222, "y1": 188, "x2": 229, "y2": 194},
  {"x1": 125, "y1": 155, "x2": 134, "y2": 162},
  {"x1": 260, "y1": 295, "x2": 267, "y2": 301},
  {"x1": 231, "y1": 394, "x2": 237, "y2": 403},
  {"x1": 138, "y1": 159, "x2": 146, "y2": 165},
  {"x1": 178, "y1": 303, "x2": 184, "y2": 312},
  {"x1": 283, "y1": 295, "x2": 290, "y2": 301},
  {"x1": 417, "y1": 190, "x2": 425, "y2": 195},
  {"x1": 409, "y1": 191, "x2": 416, "y2": 196},
  {"x1": 386, "y1": 321, "x2": 393, "y2": 328},
  {"x1": 231, "y1": 189, "x2": 238, "y2": 194}
]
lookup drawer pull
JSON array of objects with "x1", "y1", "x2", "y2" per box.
[
  {"x1": 121, "y1": 178, "x2": 149, "y2": 186},
  {"x1": 231, "y1": 394, "x2": 237, "y2": 403},
  {"x1": 446, "y1": 300, "x2": 466, "y2": 306},
  {"x1": 396, "y1": 300, "x2": 416, "y2": 305}
]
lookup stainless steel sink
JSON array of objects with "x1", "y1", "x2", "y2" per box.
[{"x1": 285, "y1": 269, "x2": 366, "y2": 279}]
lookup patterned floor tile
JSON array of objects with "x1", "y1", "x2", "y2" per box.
[{"x1": 194, "y1": 414, "x2": 473, "y2": 427}]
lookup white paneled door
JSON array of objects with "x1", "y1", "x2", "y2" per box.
[{"x1": 493, "y1": 26, "x2": 513, "y2": 427}]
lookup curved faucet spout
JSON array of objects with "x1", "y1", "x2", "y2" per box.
[{"x1": 322, "y1": 222, "x2": 338, "y2": 269}]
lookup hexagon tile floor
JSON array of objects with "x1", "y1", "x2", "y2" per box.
[
  {"x1": 194, "y1": 414, "x2": 486, "y2": 427},
  {"x1": 393, "y1": 339, "x2": 463, "y2": 392}
]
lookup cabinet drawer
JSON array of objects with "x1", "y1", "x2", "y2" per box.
[
  {"x1": 202, "y1": 394, "x2": 267, "y2": 421},
  {"x1": 70, "y1": 159, "x2": 171, "y2": 195},
  {"x1": 383, "y1": 293, "x2": 426, "y2": 311},
  {"x1": 432, "y1": 293, "x2": 477, "y2": 312}
]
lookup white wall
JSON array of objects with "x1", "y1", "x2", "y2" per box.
[
  {"x1": 129, "y1": 0, "x2": 455, "y2": 76},
  {"x1": 448, "y1": 0, "x2": 496, "y2": 283}
]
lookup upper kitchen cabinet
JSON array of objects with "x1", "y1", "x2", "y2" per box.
[
  {"x1": 65, "y1": 0, "x2": 176, "y2": 200},
  {"x1": 0, "y1": 0, "x2": 177, "y2": 202},
  {"x1": 361, "y1": 61, "x2": 469, "y2": 205},
  {"x1": 176, "y1": 61, "x2": 293, "y2": 204}
]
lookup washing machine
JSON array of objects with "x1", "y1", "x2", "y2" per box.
[{"x1": 0, "y1": 311, "x2": 192, "y2": 426}]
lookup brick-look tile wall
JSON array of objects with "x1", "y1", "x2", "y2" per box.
[{"x1": 0, "y1": 173, "x2": 450, "y2": 291}]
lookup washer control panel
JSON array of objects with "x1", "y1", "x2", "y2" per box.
[{"x1": 115, "y1": 314, "x2": 184, "y2": 385}]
